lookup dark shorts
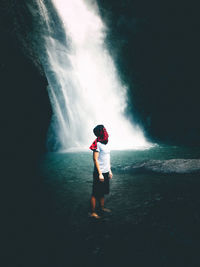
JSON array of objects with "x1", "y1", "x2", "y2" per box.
[{"x1": 92, "y1": 171, "x2": 110, "y2": 198}]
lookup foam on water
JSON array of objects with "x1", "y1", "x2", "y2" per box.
[{"x1": 123, "y1": 159, "x2": 200, "y2": 174}]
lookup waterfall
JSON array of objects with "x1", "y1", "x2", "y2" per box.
[{"x1": 35, "y1": 0, "x2": 151, "y2": 151}]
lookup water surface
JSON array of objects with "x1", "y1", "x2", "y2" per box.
[{"x1": 39, "y1": 146, "x2": 200, "y2": 267}]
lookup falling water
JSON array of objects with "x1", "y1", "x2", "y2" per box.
[{"x1": 35, "y1": 0, "x2": 151, "y2": 151}]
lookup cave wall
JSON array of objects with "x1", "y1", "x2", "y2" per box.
[
  {"x1": 1, "y1": 1, "x2": 52, "y2": 264},
  {"x1": 1, "y1": 0, "x2": 51, "y2": 166},
  {"x1": 97, "y1": 0, "x2": 200, "y2": 145}
]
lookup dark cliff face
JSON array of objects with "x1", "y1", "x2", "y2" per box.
[
  {"x1": 1, "y1": 0, "x2": 51, "y2": 229},
  {"x1": 1, "y1": 0, "x2": 51, "y2": 165},
  {"x1": 97, "y1": 0, "x2": 200, "y2": 146},
  {"x1": 1, "y1": 1, "x2": 52, "y2": 264}
]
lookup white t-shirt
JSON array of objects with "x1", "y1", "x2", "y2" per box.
[{"x1": 96, "y1": 142, "x2": 110, "y2": 173}]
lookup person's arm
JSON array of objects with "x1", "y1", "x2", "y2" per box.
[
  {"x1": 93, "y1": 151, "x2": 104, "y2": 181},
  {"x1": 109, "y1": 160, "x2": 113, "y2": 179},
  {"x1": 109, "y1": 169, "x2": 113, "y2": 179},
  {"x1": 109, "y1": 153, "x2": 113, "y2": 179}
]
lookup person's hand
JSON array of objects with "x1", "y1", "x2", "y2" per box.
[
  {"x1": 109, "y1": 170, "x2": 113, "y2": 179},
  {"x1": 99, "y1": 173, "x2": 104, "y2": 182}
]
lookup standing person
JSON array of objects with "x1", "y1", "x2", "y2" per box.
[{"x1": 89, "y1": 125, "x2": 113, "y2": 218}]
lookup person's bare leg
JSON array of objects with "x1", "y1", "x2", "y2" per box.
[
  {"x1": 100, "y1": 196, "x2": 104, "y2": 209},
  {"x1": 91, "y1": 195, "x2": 96, "y2": 212},
  {"x1": 90, "y1": 196, "x2": 100, "y2": 218},
  {"x1": 100, "y1": 196, "x2": 111, "y2": 212}
]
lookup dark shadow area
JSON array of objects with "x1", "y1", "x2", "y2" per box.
[
  {"x1": 97, "y1": 0, "x2": 200, "y2": 145},
  {"x1": 0, "y1": 1, "x2": 51, "y2": 265}
]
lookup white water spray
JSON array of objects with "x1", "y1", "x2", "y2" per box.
[{"x1": 36, "y1": 0, "x2": 151, "y2": 151}]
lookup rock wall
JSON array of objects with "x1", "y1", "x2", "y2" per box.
[
  {"x1": 1, "y1": 2, "x2": 51, "y2": 264},
  {"x1": 1, "y1": 0, "x2": 51, "y2": 175},
  {"x1": 97, "y1": 0, "x2": 200, "y2": 145}
]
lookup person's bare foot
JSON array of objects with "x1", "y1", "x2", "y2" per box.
[
  {"x1": 89, "y1": 212, "x2": 101, "y2": 219},
  {"x1": 101, "y1": 207, "x2": 111, "y2": 213}
]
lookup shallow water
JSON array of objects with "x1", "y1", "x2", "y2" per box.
[{"x1": 38, "y1": 145, "x2": 200, "y2": 267}]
